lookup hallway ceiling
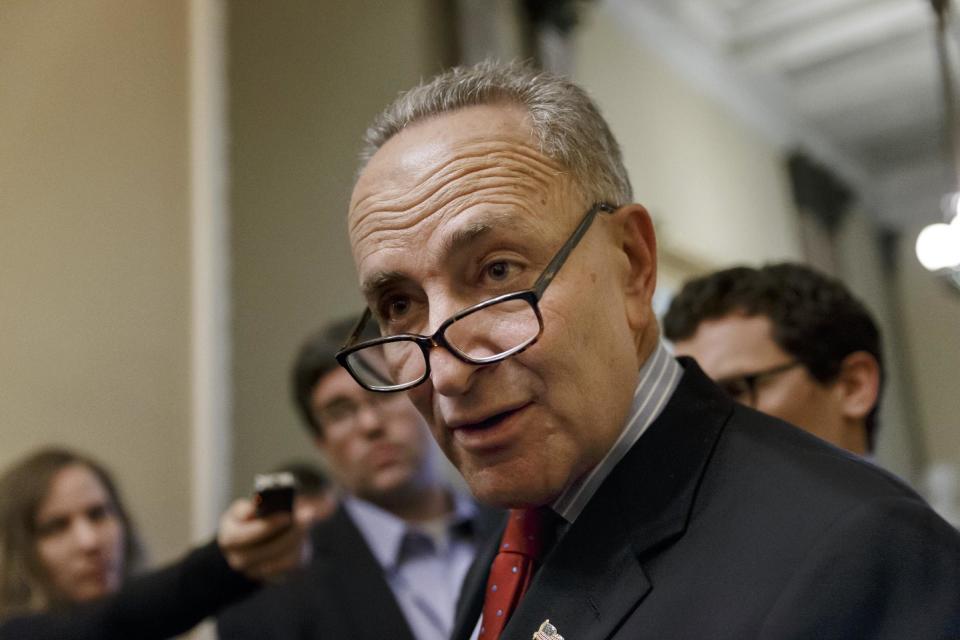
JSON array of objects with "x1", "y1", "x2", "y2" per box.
[{"x1": 613, "y1": 0, "x2": 955, "y2": 229}]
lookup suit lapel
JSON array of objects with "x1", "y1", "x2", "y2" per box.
[
  {"x1": 501, "y1": 359, "x2": 733, "y2": 640},
  {"x1": 451, "y1": 519, "x2": 503, "y2": 640},
  {"x1": 310, "y1": 507, "x2": 416, "y2": 640},
  {"x1": 616, "y1": 359, "x2": 732, "y2": 557},
  {"x1": 502, "y1": 482, "x2": 650, "y2": 640}
]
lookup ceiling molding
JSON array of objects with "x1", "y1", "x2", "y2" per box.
[
  {"x1": 731, "y1": 0, "x2": 929, "y2": 73},
  {"x1": 876, "y1": 158, "x2": 955, "y2": 229},
  {"x1": 605, "y1": 0, "x2": 878, "y2": 205}
]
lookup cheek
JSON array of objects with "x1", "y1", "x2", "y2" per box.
[
  {"x1": 399, "y1": 420, "x2": 430, "y2": 457},
  {"x1": 757, "y1": 388, "x2": 793, "y2": 415},
  {"x1": 760, "y1": 382, "x2": 821, "y2": 424},
  {"x1": 104, "y1": 520, "x2": 125, "y2": 559},
  {"x1": 339, "y1": 438, "x2": 367, "y2": 468},
  {"x1": 35, "y1": 536, "x2": 80, "y2": 598},
  {"x1": 534, "y1": 301, "x2": 622, "y2": 399},
  {"x1": 36, "y1": 538, "x2": 67, "y2": 577},
  {"x1": 407, "y1": 387, "x2": 434, "y2": 421},
  {"x1": 539, "y1": 273, "x2": 626, "y2": 359},
  {"x1": 323, "y1": 437, "x2": 363, "y2": 480},
  {"x1": 393, "y1": 401, "x2": 426, "y2": 428}
]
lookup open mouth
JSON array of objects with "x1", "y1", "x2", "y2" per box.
[
  {"x1": 450, "y1": 403, "x2": 531, "y2": 452},
  {"x1": 459, "y1": 407, "x2": 519, "y2": 431},
  {"x1": 454, "y1": 403, "x2": 528, "y2": 432}
]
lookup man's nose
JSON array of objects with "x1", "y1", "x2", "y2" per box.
[
  {"x1": 428, "y1": 344, "x2": 481, "y2": 397},
  {"x1": 422, "y1": 298, "x2": 486, "y2": 396},
  {"x1": 354, "y1": 400, "x2": 387, "y2": 436}
]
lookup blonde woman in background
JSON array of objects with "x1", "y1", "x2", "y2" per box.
[
  {"x1": 0, "y1": 448, "x2": 143, "y2": 619},
  {"x1": 0, "y1": 447, "x2": 311, "y2": 640}
]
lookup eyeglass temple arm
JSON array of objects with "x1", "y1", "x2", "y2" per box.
[
  {"x1": 342, "y1": 307, "x2": 373, "y2": 349},
  {"x1": 531, "y1": 202, "x2": 616, "y2": 298}
]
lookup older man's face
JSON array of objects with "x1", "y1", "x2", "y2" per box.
[{"x1": 348, "y1": 104, "x2": 655, "y2": 507}]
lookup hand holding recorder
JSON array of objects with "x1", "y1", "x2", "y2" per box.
[{"x1": 217, "y1": 473, "x2": 311, "y2": 582}]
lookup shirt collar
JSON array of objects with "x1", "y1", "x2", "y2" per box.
[
  {"x1": 551, "y1": 340, "x2": 683, "y2": 523},
  {"x1": 343, "y1": 496, "x2": 407, "y2": 571},
  {"x1": 342, "y1": 491, "x2": 478, "y2": 570},
  {"x1": 448, "y1": 491, "x2": 479, "y2": 534}
]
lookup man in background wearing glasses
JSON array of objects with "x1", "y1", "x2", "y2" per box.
[
  {"x1": 663, "y1": 262, "x2": 881, "y2": 457},
  {"x1": 218, "y1": 318, "x2": 499, "y2": 640},
  {"x1": 341, "y1": 60, "x2": 960, "y2": 639}
]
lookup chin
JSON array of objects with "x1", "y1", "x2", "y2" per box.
[
  {"x1": 72, "y1": 583, "x2": 113, "y2": 603},
  {"x1": 464, "y1": 467, "x2": 559, "y2": 509},
  {"x1": 363, "y1": 470, "x2": 418, "y2": 501}
]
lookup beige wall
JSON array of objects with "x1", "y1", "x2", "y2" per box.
[
  {"x1": 0, "y1": 1, "x2": 192, "y2": 563},
  {"x1": 895, "y1": 226, "x2": 960, "y2": 467},
  {"x1": 228, "y1": 0, "x2": 455, "y2": 497},
  {"x1": 573, "y1": 5, "x2": 804, "y2": 274},
  {"x1": 835, "y1": 210, "x2": 924, "y2": 481}
]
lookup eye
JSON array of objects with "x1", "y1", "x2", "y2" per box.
[
  {"x1": 389, "y1": 298, "x2": 409, "y2": 317},
  {"x1": 373, "y1": 288, "x2": 426, "y2": 334},
  {"x1": 485, "y1": 260, "x2": 511, "y2": 281},
  {"x1": 319, "y1": 397, "x2": 359, "y2": 424},
  {"x1": 378, "y1": 294, "x2": 411, "y2": 322},
  {"x1": 36, "y1": 516, "x2": 69, "y2": 538},
  {"x1": 480, "y1": 257, "x2": 526, "y2": 287},
  {"x1": 87, "y1": 504, "x2": 111, "y2": 523}
]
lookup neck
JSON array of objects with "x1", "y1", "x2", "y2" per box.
[
  {"x1": 842, "y1": 421, "x2": 870, "y2": 457},
  {"x1": 635, "y1": 323, "x2": 661, "y2": 369},
  {"x1": 372, "y1": 483, "x2": 453, "y2": 522}
]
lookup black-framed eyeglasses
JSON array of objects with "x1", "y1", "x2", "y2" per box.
[
  {"x1": 714, "y1": 361, "x2": 803, "y2": 407},
  {"x1": 336, "y1": 202, "x2": 618, "y2": 392}
]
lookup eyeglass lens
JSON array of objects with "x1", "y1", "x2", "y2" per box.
[{"x1": 346, "y1": 298, "x2": 541, "y2": 388}]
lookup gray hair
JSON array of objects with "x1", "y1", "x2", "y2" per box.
[{"x1": 358, "y1": 59, "x2": 633, "y2": 205}]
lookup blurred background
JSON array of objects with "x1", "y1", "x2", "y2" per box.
[{"x1": 2, "y1": 0, "x2": 959, "y2": 579}]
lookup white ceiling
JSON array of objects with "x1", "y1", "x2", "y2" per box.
[{"x1": 607, "y1": 0, "x2": 956, "y2": 230}]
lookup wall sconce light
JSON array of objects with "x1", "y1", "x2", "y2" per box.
[
  {"x1": 916, "y1": 194, "x2": 960, "y2": 272},
  {"x1": 918, "y1": 0, "x2": 960, "y2": 287}
]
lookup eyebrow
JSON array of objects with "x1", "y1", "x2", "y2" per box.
[
  {"x1": 359, "y1": 210, "x2": 542, "y2": 299},
  {"x1": 442, "y1": 221, "x2": 494, "y2": 257},
  {"x1": 442, "y1": 210, "x2": 539, "y2": 257},
  {"x1": 361, "y1": 270, "x2": 407, "y2": 299}
]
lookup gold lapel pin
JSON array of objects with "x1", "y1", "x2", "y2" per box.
[{"x1": 533, "y1": 619, "x2": 564, "y2": 640}]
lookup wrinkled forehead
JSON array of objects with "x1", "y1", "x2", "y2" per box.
[
  {"x1": 347, "y1": 105, "x2": 579, "y2": 268},
  {"x1": 351, "y1": 103, "x2": 541, "y2": 203}
]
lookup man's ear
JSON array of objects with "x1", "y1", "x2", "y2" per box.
[
  {"x1": 836, "y1": 351, "x2": 881, "y2": 422},
  {"x1": 617, "y1": 204, "x2": 658, "y2": 333}
]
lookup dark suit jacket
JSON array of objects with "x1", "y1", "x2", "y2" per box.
[
  {"x1": 219, "y1": 501, "x2": 502, "y2": 640},
  {"x1": 0, "y1": 541, "x2": 257, "y2": 640},
  {"x1": 453, "y1": 359, "x2": 960, "y2": 640}
]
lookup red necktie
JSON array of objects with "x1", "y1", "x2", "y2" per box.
[{"x1": 478, "y1": 508, "x2": 546, "y2": 640}]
